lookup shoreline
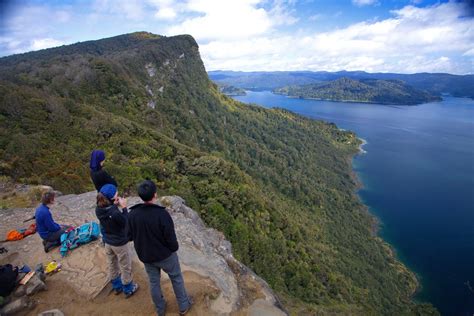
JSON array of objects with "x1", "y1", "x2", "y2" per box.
[
  {"x1": 273, "y1": 92, "x2": 441, "y2": 106},
  {"x1": 358, "y1": 137, "x2": 367, "y2": 154},
  {"x1": 347, "y1": 135, "x2": 421, "y2": 300}
]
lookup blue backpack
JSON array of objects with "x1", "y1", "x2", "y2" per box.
[{"x1": 60, "y1": 222, "x2": 101, "y2": 257}]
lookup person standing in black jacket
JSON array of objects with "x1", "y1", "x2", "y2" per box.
[
  {"x1": 96, "y1": 184, "x2": 138, "y2": 298},
  {"x1": 128, "y1": 180, "x2": 192, "y2": 316},
  {"x1": 90, "y1": 149, "x2": 117, "y2": 191}
]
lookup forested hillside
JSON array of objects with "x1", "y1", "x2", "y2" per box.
[
  {"x1": 0, "y1": 32, "x2": 437, "y2": 315},
  {"x1": 274, "y1": 77, "x2": 441, "y2": 105}
]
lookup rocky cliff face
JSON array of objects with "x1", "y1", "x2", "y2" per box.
[{"x1": 0, "y1": 188, "x2": 286, "y2": 315}]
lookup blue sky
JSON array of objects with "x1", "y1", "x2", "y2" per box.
[{"x1": 1, "y1": 0, "x2": 473, "y2": 74}]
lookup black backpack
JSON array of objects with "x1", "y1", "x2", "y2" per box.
[{"x1": 0, "y1": 264, "x2": 18, "y2": 297}]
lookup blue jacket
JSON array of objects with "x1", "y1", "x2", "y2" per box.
[{"x1": 35, "y1": 204, "x2": 61, "y2": 239}]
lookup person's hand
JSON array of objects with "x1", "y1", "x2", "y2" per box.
[{"x1": 117, "y1": 197, "x2": 127, "y2": 209}]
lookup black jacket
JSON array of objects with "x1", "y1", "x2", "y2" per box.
[
  {"x1": 95, "y1": 204, "x2": 128, "y2": 246},
  {"x1": 128, "y1": 203, "x2": 178, "y2": 263},
  {"x1": 90, "y1": 169, "x2": 117, "y2": 192}
]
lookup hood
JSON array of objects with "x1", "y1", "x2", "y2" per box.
[
  {"x1": 96, "y1": 204, "x2": 117, "y2": 220},
  {"x1": 90, "y1": 150, "x2": 105, "y2": 171},
  {"x1": 130, "y1": 203, "x2": 164, "y2": 210}
]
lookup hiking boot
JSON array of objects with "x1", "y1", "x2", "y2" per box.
[
  {"x1": 18, "y1": 265, "x2": 31, "y2": 274},
  {"x1": 111, "y1": 276, "x2": 123, "y2": 295},
  {"x1": 179, "y1": 296, "x2": 194, "y2": 316},
  {"x1": 123, "y1": 282, "x2": 139, "y2": 298},
  {"x1": 43, "y1": 240, "x2": 52, "y2": 253}
]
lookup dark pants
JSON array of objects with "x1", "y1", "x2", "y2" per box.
[
  {"x1": 144, "y1": 252, "x2": 191, "y2": 315},
  {"x1": 43, "y1": 225, "x2": 72, "y2": 249}
]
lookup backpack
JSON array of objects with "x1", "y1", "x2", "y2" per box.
[
  {"x1": 60, "y1": 222, "x2": 101, "y2": 257},
  {"x1": 0, "y1": 264, "x2": 18, "y2": 296},
  {"x1": 6, "y1": 230, "x2": 23, "y2": 241},
  {"x1": 5, "y1": 223, "x2": 36, "y2": 241},
  {"x1": 23, "y1": 223, "x2": 36, "y2": 237}
]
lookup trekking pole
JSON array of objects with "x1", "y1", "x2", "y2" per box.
[{"x1": 23, "y1": 216, "x2": 35, "y2": 223}]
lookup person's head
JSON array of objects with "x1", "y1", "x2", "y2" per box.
[
  {"x1": 90, "y1": 150, "x2": 106, "y2": 171},
  {"x1": 137, "y1": 180, "x2": 157, "y2": 203},
  {"x1": 97, "y1": 184, "x2": 118, "y2": 208},
  {"x1": 41, "y1": 191, "x2": 55, "y2": 206}
]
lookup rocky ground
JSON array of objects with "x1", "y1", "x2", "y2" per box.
[{"x1": 0, "y1": 186, "x2": 286, "y2": 315}]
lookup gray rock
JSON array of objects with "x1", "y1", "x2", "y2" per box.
[
  {"x1": 0, "y1": 296, "x2": 35, "y2": 315},
  {"x1": 0, "y1": 191, "x2": 286, "y2": 315},
  {"x1": 147, "y1": 100, "x2": 156, "y2": 109},
  {"x1": 25, "y1": 274, "x2": 47, "y2": 295},
  {"x1": 12, "y1": 285, "x2": 26, "y2": 297},
  {"x1": 159, "y1": 196, "x2": 286, "y2": 315},
  {"x1": 249, "y1": 299, "x2": 287, "y2": 316},
  {"x1": 145, "y1": 63, "x2": 156, "y2": 77},
  {"x1": 38, "y1": 309, "x2": 65, "y2": 316}
]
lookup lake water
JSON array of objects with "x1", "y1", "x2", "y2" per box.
[{"x1": 233, "y1": 91, "x2": 474, "y2": 316}]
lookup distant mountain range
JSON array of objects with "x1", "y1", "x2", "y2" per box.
[
  {"x1": 209, "y1": 70, "x2": 474, "y2": 99},
  {"x1": 274, "y1": 77, "x2": 442, "y2": 105}
]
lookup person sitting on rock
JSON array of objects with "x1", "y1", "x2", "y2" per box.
[
  {"x1": 128, "y1": 180, "x2": 193, "y2": 316},
  {"x1": 95, "y1": 184, "x2": 139, "y2": 298},
  {"x1": 35, "y1": 191, "x2": 71, "y2": 252},
  {"x1": 90, "y1": 149, "x2": 117, "y2": 192}
]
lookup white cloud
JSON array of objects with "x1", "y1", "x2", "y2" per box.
[
  {"x1": 268, "y1": 0, "x2": 299, "y2": 26},
  {"x1": 463, "y1": 48, "x2": 474, "y2": 57},
  {"x1": 92, "y1": 0, "x2": 147, "y2": 20},
  {"x1": 167, "y1": 0, "x2": 273, "y2": 40},
  {"x1": 352, "y1": 0, "x2": 379, "y2": 7},
  {"x1": 164, "y1": 0, "x2": 298, "y2": 41},
  {"x1": 198, "y1": 2, "x2": 474, "y2": 74},
  {"x1": 0, "y1": 36, "x2": 64, "y2": 55},
  {"x1": 395, "y1": 56, "x2": 459, "y2": 73},
  {"x1": 148, "y1": 0, "x2": 181, "y2": 20},
  {"x1": 30, "y1": 38, "x2": 64, "y2": 51},
  {"x1": 1, "y1": 0, "x2": 472, "y2": 74},
  {"x1": 55, "y1": 10, "x2": 71, "y2": 23},
  {"x1": 308, "y1": 14, "x2": 322, "y2": 21},
  {"x1": 154, "y1": 7, "x2": 176, "y2": 20},
  {"x1": 0, "y1": 4, "x2": 72, "y2": 56}
]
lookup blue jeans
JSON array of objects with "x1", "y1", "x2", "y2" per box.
[{"x1": 144, "y1": 252, "x2": 191, "y2": 315}]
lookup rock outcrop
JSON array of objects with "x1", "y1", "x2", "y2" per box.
[{"x1": 0, "y1": 190, "x2": 286, "y2": 315}]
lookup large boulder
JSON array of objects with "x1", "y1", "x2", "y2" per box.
[{"x1": 0, "y1": 191, "x2": 286, "y2": 315}]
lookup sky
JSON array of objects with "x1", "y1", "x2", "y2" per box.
[{"x1": 0, "y1": 0, "x2": 473, "y2": 74}]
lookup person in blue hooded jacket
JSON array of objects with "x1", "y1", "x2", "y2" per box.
[
  {"x1": 90, "y1": 150, "x2": 117, "y2": 192},
  {"x1": 95, "y1": 184, "x2": 138, "y2": 298}
]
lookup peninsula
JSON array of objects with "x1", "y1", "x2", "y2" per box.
[{"x1": 274, "y1": 77, "x2": 442, "y2": 105}]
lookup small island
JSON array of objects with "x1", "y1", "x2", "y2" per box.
[
  {"x1": 274, "y1": 77, "x2": 442, "y2": 105},
  {"x1": 218, "y1": 84, "x2": 247, "y2": 96}
]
